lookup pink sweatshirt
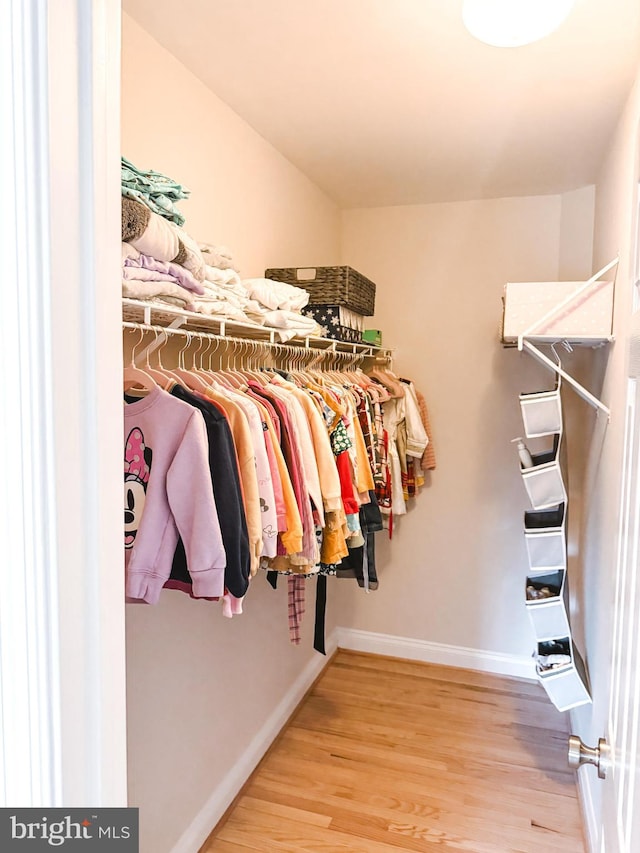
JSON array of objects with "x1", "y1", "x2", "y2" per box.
[{"x1": 124, "y1": 386, "x2": 226, "y2": 604}]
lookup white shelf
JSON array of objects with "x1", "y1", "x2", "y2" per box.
[
  {"x1": 501, "y1": 257, "x2": 619, "y2": 417},
  {"x1": 122, "y1": 298, "x2": 390, "y2": 357},
  {"x1": 505, "y1": 334, "x2": 614, "y2": 348}
]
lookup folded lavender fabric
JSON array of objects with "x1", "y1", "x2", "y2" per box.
[{"x1": 123, "y1": 248, "x2": 205, "y2": 295}]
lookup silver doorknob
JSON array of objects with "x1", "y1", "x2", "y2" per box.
[{"x1": 568, "y1": 735, "x2": 611, "y2": 779}]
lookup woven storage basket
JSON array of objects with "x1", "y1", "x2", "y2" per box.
[{"x1": 265, "y1": 266, "x2": 376, "y2": 316}]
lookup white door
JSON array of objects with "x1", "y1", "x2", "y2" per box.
[{"x1": 599, "y1": 196, "x2": 640, "y2": 853}]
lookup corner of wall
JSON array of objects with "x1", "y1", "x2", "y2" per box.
[{"x1": 560, "y1": 185, "x2": 596, "y2": 280}]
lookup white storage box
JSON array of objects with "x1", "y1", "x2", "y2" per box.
[
  {"x1": 526, "y1": 571, "x2": 570, "y2": 640},
  {"x1": 524, "y1": 503, "x2": 566, "y2": 571},
  {"x1": 520, "y1": 434, "x2": 567, "y2": 510},
  {"x1": 520, "y1": 379, "x2": 562, "y2": 438},
  {"x1": 536, "y1": 638, "x2": 591, "y2": 712},
  {"x1": 502, "y1": 279, "x2": 614, "y2": 345}
]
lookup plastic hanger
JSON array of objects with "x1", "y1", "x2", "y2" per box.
[
  {"x1": 170, "y1": 333, "x2": 213, "y2": 392},
  {"x1": 242, "y1": 341, "x2": 271, "y2": 383},
  {"x1": 141, "y1": 328, "x2": 176, "y2": 389},
  {"x1": 190, "y1": 336, "x2": 219, "y2": 386},
  {"x1": 123, "y1": 328, "x2": 159, "y2": 394},
  {"x1": 220, "y1": 340, "x2": 254, "y2": 388},
  {"x1": 368, "y1": 365, "x2": 404, "y2": 398}
]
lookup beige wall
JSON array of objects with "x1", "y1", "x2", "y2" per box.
[
  {"x1": 122, "y1": 16, "x2": 339, "y2": 279},
  {"x1": 121, "y1": 14, "x2": 341, "y2": 853},
  {"x1": 337, "y1": 194, "x2": 594, "y2": 656}
]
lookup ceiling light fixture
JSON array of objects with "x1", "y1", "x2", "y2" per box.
[{"x1": 462, "y1": 0, "x2": 576, "y2": 47}]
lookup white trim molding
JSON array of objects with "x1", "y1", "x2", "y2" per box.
[
  {"x1": 0, "y1": 0, "x2": 62, "y2": 808},
  {"x1": 575, "y1": 764, "x2": 599, "y2": 853},
  {"x1": 171, "y1": 631, "x2": 339, "y2": 853},
  {"x1": 336, "y1": 627, "x2": 537, "y2": 680},
  {"x1": 0, "y1": 0, "x2": 126, "y2": 809},
  {"x1": 47, "y1": 0, "x2": 126, "y2": 806}
]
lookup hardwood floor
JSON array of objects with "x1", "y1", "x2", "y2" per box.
[{"x1": 202, "y1": 650, "x2": 585, "y2": 852}]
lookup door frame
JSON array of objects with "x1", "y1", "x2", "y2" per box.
[{"x1": 0, "y1": 0, "x2": 126, "y2": 806}]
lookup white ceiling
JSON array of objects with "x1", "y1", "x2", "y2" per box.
[{"x1": 123, "y1": 0, "x2": 640, "y2": 208}]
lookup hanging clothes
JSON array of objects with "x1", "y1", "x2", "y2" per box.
[
  {"x1": 123, "y1": 332, "x2": 435, "y2": 652},
  {"x1": 124, "y1": 386, "x2": 226, "y2": 604},
  {"x1": 166, "y1": 385, "x2": 251, "y2": 602}
]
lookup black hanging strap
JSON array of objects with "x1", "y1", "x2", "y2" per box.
[
  {"x1": 313, "y1": 574, "x2": 328, "y2": 655},
  {"x1": 266, "y1": 570, "x2": 278, "y2": 590}
]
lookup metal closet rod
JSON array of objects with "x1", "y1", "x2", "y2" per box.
[{"x1": 122, "y1": 321, "x2": 392, "y2": 368}]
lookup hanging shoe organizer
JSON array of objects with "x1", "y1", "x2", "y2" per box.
[
  {"x1": 502, "y1": 261, "x2": 618, "y2": 711},
  {"x1": 524, "y1": 503, "x2": 566, "y2": 571},
  {"x1": 514, "y1": 377, "x2": 591, "y2": 712},
  {"x1": 535, "y1": 637, "x2": 592, "y2": 713},
  {"x1": 520, "y1": 432, "x2": 567, "y2": 510},
  {"x1": 520, "y1": 382, "x2": 563, "y2": 437}
]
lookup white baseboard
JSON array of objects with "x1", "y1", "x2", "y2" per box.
[
  {"x1": 575, "y1": 767, "x2": 598, "y2": 853},
  {"x1": 335, "y1": 627, "x2": 537, "y2": 680},
  {"x1": 569, "y1": 708, "x2": 599, "y2": 853},
  {"x1": 170, "y1": 629, "x2": 338, "y2": 853}
]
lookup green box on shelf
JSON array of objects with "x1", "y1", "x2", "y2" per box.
[{"x1": 362, "y1": 329, "x2": 382, "y2": 347}]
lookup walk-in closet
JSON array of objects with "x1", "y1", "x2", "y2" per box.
[{"x1": 4, "y1": 2, "x2": 640, "y2": 852}]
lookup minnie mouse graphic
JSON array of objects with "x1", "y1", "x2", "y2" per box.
[{"x1": 124, "y1": 428, "x2": 152, "y2": 550}]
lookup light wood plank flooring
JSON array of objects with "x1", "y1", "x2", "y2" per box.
[{"x1": 202, "y1": 650, "x2": 585, "y2": 852}]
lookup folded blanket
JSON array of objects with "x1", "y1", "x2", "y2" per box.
[
  {"x1": 191, "y1": 300, "x2": 258, "y2": 325},
  {"x1": 199, "y1": 242, "x2": 238, "y2": 272},
  {"x1": 187, "y1": 280, "x2": 264, "y2": 325},
  {"x1": 261, "y1": 309, "x2": 320, "y2": 332},
  {"x1": 243, "y1": 277, "x2": 310, "y2": 312},
  {"x1": 171, "y1": 225, "x2": 206, "y2": 282},
  {"x1": 199, "y1": 278, "x2": 255, "y2": 310},
  {"x1": 123, "y1": 245, "x2": 204, "y2": 294},
  {"x1": 205, "y1": 266, "x2": 243, "y2": 288},
  {"x1": 122, "y1": 197, "x2": 181, "y2": 263},
  {"x1": 122, "y1": 278, "x2": 195, "y2": 310},
  {"x1": 121, "y1": 156, "x2": 189, "y2": 226},
  {"x1": 122, "y1": 242, "x2": 140, "y2": 263},
  {"x1": 123, "y1": 267, "x2": 178, "y2": 285}
]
